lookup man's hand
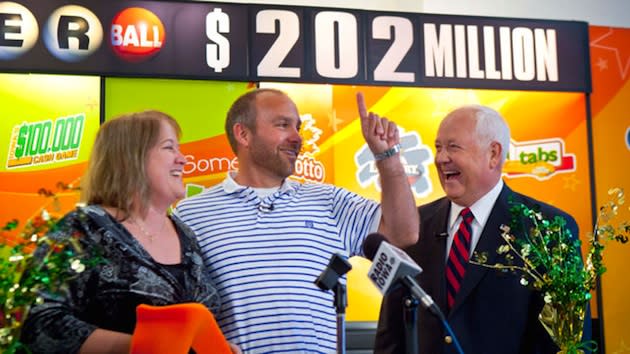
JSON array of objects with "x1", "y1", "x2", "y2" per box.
[
  {"x1": 356, "y1": 91, "x2": 419, "y2": 248},
  {"x1": 229, "y1": 342, "x2": 243, "y2": 354},
  {"x1": 356, "y1": 92, "x2": 400, "y2": 154}
]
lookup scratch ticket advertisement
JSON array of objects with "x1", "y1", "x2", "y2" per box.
[{"x1": 0, "y1": 73, "x2": 100, "y2": 243}]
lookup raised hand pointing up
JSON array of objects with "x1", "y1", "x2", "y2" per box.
[{"x1": 357, "y1": 92, "x2": 402, "y2": 163}]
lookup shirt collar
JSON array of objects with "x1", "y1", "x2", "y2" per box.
[
  {"x1": 222, "y1": 171, "x2": 299, "y2": 196},
  {"x1": 448, "y1": 179, "x2": 504, "y2": 230}
]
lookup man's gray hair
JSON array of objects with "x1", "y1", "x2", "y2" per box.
[{"x1": 463, "y1": 104, "x2": 511, "y2": 163}]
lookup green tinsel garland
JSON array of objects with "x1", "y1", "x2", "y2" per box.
[
  {"x1": 0, "y1": 183, "x2": 101, "y2": 353},
  {"x1": 472, "y1": 188, "x2": 629, "y2": 353}
]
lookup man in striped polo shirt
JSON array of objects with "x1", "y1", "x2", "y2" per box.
[{"x1": 176, "y1": 88, "x2": 418, "y2": 353}]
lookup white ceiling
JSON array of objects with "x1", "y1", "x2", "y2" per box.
[{"x1": 201, "y1": 0, "x2": 630, "y2": 28}]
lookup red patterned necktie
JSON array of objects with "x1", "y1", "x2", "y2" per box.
[{"x1": 446, "y1": 207, "x2": 474, "y2": 310}]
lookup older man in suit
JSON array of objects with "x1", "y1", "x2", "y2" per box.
[{"x1": 373, "y1": 105, "x2": 590, "y2": 354}]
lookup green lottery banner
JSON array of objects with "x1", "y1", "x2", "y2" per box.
[{"x1": 0, "y1": 73, "x2": 100, "y2": 241}]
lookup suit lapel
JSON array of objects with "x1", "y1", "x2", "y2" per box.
[
  {"x1": 449, "y1": 185, "x2": 514, "y2": 314},
  {"x1": 426, "y1": 199, "x2": 451, "y2": 313}
]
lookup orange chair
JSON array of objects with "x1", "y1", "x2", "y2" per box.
[{"x1": 130, "y1": 303, "x2": 232, "y2": 354}]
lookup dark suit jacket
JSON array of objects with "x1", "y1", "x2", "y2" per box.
[{"x1": 374, "y1": 184, "x2": 591, "y2": 354}]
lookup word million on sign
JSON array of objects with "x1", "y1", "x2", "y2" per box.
[{"x1": 424, "y1": 24, "x2": 558, "y2": 82}]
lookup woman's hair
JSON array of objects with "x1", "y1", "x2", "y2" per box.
[{"x1": 81, "y1": 110, "x2": 181, "y2": 219}]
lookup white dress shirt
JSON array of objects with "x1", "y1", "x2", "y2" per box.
[{"x1": 445, "y1": 179, "x2": 504, "y2": 262}]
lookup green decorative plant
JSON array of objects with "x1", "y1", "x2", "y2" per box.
[
  {"x1": 0, "y1": 183, "x2": 100, "y2": 353},
  {"x1": 471, "y1": 188, "x2": 629, "y2": 354}
]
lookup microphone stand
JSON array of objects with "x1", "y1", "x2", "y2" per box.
[
  {"x1": 399, "y1": 275, "x2": 465, "y2": 354},
  {"x1": 402, "y1": 293, "x2": 419, "y2": 354},
  {"x1": 334, "y1": 281, "x2": 347, "y2": 354},
  {"x1": 314, "y1": 253, "x2": 352, "y2": 354}
]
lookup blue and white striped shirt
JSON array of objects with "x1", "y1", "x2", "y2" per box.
[{"x1": 176, "y1": 174, "x2": 380, "y2": 353}]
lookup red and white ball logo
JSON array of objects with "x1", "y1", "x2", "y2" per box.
[{"x1": 110, "y1": 7, "x2": 164, "y2": 62}]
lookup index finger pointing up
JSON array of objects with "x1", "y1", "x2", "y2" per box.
[{"x1": 356, "y1": 92, "x2": 368, "y2": 119}]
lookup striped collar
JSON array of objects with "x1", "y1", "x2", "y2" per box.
[{"x1": 222, "y1": 172, "x2": 300, "y2": 196}]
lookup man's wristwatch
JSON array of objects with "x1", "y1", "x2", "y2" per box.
[{"x1": 373, "y1": 143, "x2": 402, "y2": 161}]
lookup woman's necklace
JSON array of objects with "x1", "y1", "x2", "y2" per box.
[{"x1": 132, "y1": 216, "x2": 167, "y2": 243}]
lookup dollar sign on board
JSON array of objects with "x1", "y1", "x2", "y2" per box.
[{"x1": 205, "y1": 8, "x2": 230, "y2": 73}]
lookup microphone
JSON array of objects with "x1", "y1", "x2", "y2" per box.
[
  {"x1": 258, "y1": 202, "x2": 274, "y2": 212},
  {"x1": 314, "y1": 253, "x2": 352, "y2": 354},
  {"x1": 315, "y1": 253, "x2": 352, "y2": 291},
  {"x1": 435, "y1": 232, "x2": 448, "y2": 238},
  {"x1": 364, "y1": 233, "x2": 441, "y2": 318}
]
